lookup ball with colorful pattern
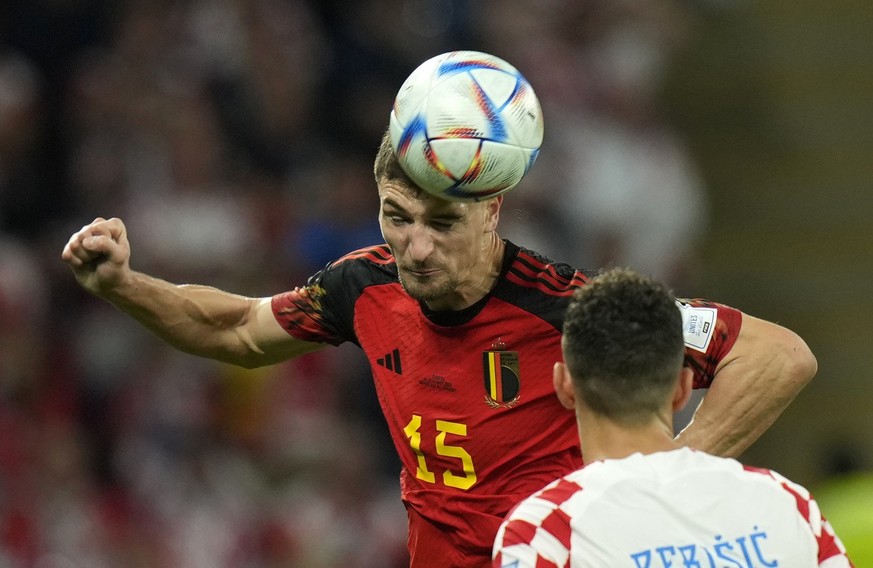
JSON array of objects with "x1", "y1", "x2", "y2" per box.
[{"x1": 389, "y1": 51, "x2": 544, "y2": 202}]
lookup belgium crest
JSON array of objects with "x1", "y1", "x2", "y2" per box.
[{"x1": 482, "y1": 340, "x2": 520, "y2": 408}]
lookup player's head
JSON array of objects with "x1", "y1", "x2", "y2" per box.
[
  {"x1": 558, "y1": 267, "x2": 687, "y2": 424},
  {"x1": 373, "y1": 129, "x2": 503, "y2": 310},
  {"x1": 374, "y1": 129, "x2": 419, "y2": 193}
]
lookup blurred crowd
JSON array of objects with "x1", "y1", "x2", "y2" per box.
[{"x1": 0, "y1": 0, "x2": 711, "y2": 566}]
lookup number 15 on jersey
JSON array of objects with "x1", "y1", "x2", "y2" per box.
[{"x1": 404, "y1": 414, "x2": 478, "y2": 490}]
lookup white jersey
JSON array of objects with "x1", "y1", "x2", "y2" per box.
[{"x1": 492, "y1": 448, "x2": 853, "y2": 568}]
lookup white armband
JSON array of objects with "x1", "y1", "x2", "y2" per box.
[{"x1": 676, "y1": 301, "x2": 717, "y2": 353}]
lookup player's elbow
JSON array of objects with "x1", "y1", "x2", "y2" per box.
[
  {"x1": 779, "y1": 328, "x2": 818, "y2": 391},
  {"x1": 222, "y1": 334, "x2": 274, "y2": 369}
]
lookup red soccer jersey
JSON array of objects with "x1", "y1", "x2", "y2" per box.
[{"x1": 271, "y1": 241, "x2": 741, "y2": 567}]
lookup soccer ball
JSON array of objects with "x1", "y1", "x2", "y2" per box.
[{"x1": 388, "y1": 50, "x2": 544, "y2": 201}]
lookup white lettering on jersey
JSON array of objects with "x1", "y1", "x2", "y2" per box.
[{"x1": 676, "y1": 301, "x2": 717, "y2": 353}]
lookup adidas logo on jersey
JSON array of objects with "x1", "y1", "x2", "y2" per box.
[{"x1": 377, "y1": 348, "x2": 402, "y2": 374}]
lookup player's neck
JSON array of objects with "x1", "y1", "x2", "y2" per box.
[
  {"x1": 578, "y1": 411, "x2": 679, "y2": 463},
  {"x1": 444, "y1": 235, "x2": 505, "y2": 310},
  {"x1": 478, "y1": 234, "x2": 505, "y2": 291}
]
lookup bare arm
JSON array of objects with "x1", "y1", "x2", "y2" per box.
[
  {"x1": 62, "y1": 217, "x2": 323, "y2": 368},
  {"x1": 675, "y1": 313, "x2": 817, "y2": 457}
]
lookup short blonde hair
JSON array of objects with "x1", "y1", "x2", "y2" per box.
[{"x1": 373, "y1": 129, "x2": 416, "y2": 188}]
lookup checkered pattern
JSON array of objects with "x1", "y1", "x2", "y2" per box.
[
  {"x1": 742, "y1": 465, "x2": 854, "y2": 566},
  {"x1": 492, "y1": 448, "x2": 855, "y2": 567},
  {"x1": 493, "y1": 478, "x2": 580, "y2": 568}
]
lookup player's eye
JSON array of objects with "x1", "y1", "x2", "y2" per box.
[
  {"x1": 388, "y1": 215, "x2": 411, "y2": 226},
  {"x1": 430, "y1": 220, "x2": 454, "y2": 231}
]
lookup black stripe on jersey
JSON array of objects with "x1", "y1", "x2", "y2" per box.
[
  {"x1": 509, "y1": 249, "x2": 595, "y2": 295},
  {"x1": 494, "y1": 242, "x2": 597, "y2": 331},
  {"x1": 514, "y1": 252, "x2": 578, "y2": 289},
  {"x1": 507, "y1": 267, "x2": 574, "y2": 294}
]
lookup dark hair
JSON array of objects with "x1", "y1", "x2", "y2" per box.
[{"x1": 562, "y1": 267, "x2": 685, "y2": 424}]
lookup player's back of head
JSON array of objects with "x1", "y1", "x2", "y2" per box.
[{"x1": 561, "y1": 267, "x2": 684, "y2": 423}]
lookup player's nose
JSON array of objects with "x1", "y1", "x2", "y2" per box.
[{"x1": 406, "y1": 224, "x2": 435, "y2": 262}]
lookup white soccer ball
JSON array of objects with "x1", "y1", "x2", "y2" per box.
[{"x1": 389, "y1": 50, "x2": 544, "y2": 201}]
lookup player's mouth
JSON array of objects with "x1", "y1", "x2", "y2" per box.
[{"x1": 406, "y1": 267, "x2": 441, "y2": 279}]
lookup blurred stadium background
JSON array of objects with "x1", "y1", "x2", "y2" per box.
[{"x1": 1, "y1": 0, "x2": 870, "y2": 566}]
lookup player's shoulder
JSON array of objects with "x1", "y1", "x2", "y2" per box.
[
  {"x1": 504, "y1": 241, "x2": 596, "y2": 297},
  {"x1": 676, "y1": 450, "x2": 814, "y2": 499},
  {"x1": 332, "y1": 243, "x2": 395, "y2": 268},
  {"x1": 311, "y1": 244, "x2": 398, "y2": 288},
  {"x1": 503, "y1": 472, "x2": 586, "y2": 529},
  {"x1": 737, "y1": 462, "x2": 814, "y2": 498},
  {"x1": 490, "y1": 242, "x2": 597, "y2": 331}
]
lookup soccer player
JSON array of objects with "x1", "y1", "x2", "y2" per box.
[
  {"x1": 492, "y1": 268, "x2": 852, "y2": 567},
  {"x1": 62, "y1": 131, "x2": 817, "y2": 568}
]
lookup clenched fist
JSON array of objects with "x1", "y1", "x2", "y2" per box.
[{"x1": 61, "y1": 217, "x2": 132, "y2": 296}]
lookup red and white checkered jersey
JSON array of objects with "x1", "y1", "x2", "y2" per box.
[{"x1": 492, "y1": 448, "x2": 853, "y2": 568}]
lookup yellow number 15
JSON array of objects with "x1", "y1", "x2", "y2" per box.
[{"x1": 403, "y1": 414, "x2": 478, "y2": 490}]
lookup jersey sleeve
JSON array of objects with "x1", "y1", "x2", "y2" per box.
[
  {"x1": 492, "y1": 542, "x2": 562, "y2": 568},
  {"x1": 783, "y1": 484, "x2": 855, "y2": 567},
  {"x1": 676, "y1": 298, "x2": 742, "y2": 388},
  {"x1": 492, "y1": 478, "x2": 580, "y2": 568},
  {"x1": 270, "y1": 262, "x2": 358, "y2": 346},
  {"x1": 745, "y1": 466, "x2": 856, "y2": 567},
  {"x1": 492, "y1": 518, "x2": 568, "y2": 568}
]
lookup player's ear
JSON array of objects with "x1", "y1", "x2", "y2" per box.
[
  {"x1": 553, "y1": 361, "x2": 576, "y2": 410},
  {"x1": 484, "y1": 196, "x2": 502, "y2": 232},
  {"x1": 671, "y1": 367, "x2": 694, "y2": 413}
]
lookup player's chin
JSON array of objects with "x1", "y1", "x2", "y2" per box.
[{"x1": 398, "y1": 273, "x2": 450, "y2": 303}]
